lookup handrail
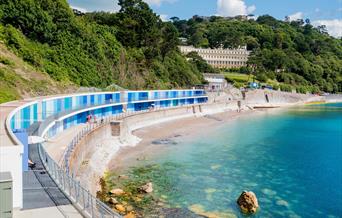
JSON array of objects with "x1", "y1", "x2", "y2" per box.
[{"x1": 38, "y1": 143, "x2": 120, "y2": 218}]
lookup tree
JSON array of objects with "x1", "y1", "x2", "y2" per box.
[
  {"x1": 317, "y1": 25, "x2": 328, "y2": 35},
  {"x1": 116, "y1": 0, "x2": 162, "y2": 49},
  {"x1": 161, "y1": 22, "x2": 179, "y2": 58},
  {"x1": 0, "y1": 0, "x2": 57, "y2": 43},
  {"x1": 170, "y1": 16, "x2": 180, "y2": 22}
]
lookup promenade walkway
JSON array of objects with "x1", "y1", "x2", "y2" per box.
[
  {"x1": 0, "y1": 101, "x2": 25, "y2": 147},
  {"x1": 19, "y1": 122, "x2": 82, "y2": 218}
]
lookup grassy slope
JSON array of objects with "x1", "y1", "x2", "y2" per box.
[{"x1": 0, "y1": 42, "x2": 76, "y2": 103}]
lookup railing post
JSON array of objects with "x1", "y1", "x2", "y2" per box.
[
  {"x1": 75, "y1": 181, "x2": 79, "y2": 203},
  {"x1": 68, "y1": 174, "x2": 71, "y2": 195},
  {"x1": 82, "y1": 188, "x2": 86, "y2": 210},
  {"x1": 90, "y1": 193, "x2": 94, "y2": 218}
]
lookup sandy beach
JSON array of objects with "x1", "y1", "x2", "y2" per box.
[
  {"x1": 107, "y1": 108, "x2": 275, "y2": 173},
  {"x1": 107, "y1": 91, "x2": 338, "y2": 175}
]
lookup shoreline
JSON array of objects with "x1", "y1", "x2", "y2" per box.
[
  {"x1": 107, "y1": 96, "x2": 342, "y2": 173},
  {"x1": 107, "y1": 107, "x2": 285, "y2": 173},
  {"x1": 71, "y1": 90, "x2": 340, "y2": 192}
]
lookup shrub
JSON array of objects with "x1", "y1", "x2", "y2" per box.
[
  {"x1": 296, "y1": 85, "x2": 308, "y2": 94},
  {"x1": 272, "y1": 84, "x2": 279, "y2": 91},
  {"x1": 256, "y1": 73, "x2": 268, "y2": 83},
  {"x1": 280, "y1": 84, "x2": 292, "y2": 92},
  {"x1": 0, "y1": 56, "x2": 14, "y2": 66}
]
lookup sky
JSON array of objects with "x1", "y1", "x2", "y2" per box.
[{"x1": 68, "y1": 0, "x2": 342, "y2": 37}]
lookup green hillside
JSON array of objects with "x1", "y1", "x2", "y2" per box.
[
  {"x1": 0, "y1": 42, "x2": 75, "y2": 103},
  {"x1": 0, "y1": 0, "x2": 205, "y2": 94},
  {"x1": 172, "y1": 15, "x2": 342, "y2": 93}
]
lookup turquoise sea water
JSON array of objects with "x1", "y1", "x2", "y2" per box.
[{"x1": 146, "y1": 103, "x2": 342, "y2": 217}]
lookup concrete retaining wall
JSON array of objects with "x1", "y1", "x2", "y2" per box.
[
  {"x1": 244, "y1": 90, "x2": 324, "y2": 106},
  {"x1": 69, "y1": 124, "x2": 112, "y2": 177}
]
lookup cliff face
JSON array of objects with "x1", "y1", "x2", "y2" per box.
[{"x1": 0, "y1": 43, "x2": 76, "y2": 103}]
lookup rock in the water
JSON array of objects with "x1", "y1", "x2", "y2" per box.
[
  {"x1": 126, "y1": 205, "x2": 134, "y2": 212},
  {"x1": 124, "y1": 212, "x2": 136, "y2": 218},
  {"x1": 115, "y1": 204, "x2": 126, "y2": 213},
  {"x1": 237, "y1": 191, "x2": 259, "y2": 214},
  {"x1": 110, "y1": 188, "x2": 125, "y2": 196},
  {"x1": 109, "y1": 197, "x2": 118, "y2": 204},
  {"x1": 140, "y1": 182, "x2": 153, "y2": 193}
]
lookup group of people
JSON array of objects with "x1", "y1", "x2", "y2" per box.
[{"x1": 86, "y1": 114, "x2": 105, "y2": 124}]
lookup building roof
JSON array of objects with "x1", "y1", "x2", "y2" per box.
[{"x1": 203, "y1": 73, "x2": 226, "y2": 79}]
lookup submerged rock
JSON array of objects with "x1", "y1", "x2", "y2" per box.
[
  {"x1": 152, "y1": 138, "x2": 177, "y2": 145},
  {"x1": 237, "y1": 191, "x2": 259, "y2": 214},
  {"x1": 118, "y1": 175, "x2": 129, "y2": 180},
  {"x1": 124, "y1": 212, "x2": 136, "y2": 218},
  {"x1": 160, "y1": 207, "x2": 206, "y2": 218},
  {"x1": 126, "y1": 205, "x2": 134, "y2": 212},
  {"x1": 276, "y1": 199, "x2": 289, "y2": 207},
  {"x1": 189, "y1": 204, "x2": 237, "y2": 218},
  {"x1": 115, "y1": 204, "x2": 126, "y2": 213},
  {"x1": 140, "y1": 182, "x2": 153, "y2": 193},
  {"x1": 109, "y1": 197, "x2": 118, "y2": 204},
  {"x1": 110, "y1": 188, "x2": 125, "y2": 196}
]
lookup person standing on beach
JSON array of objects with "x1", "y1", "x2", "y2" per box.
[{"x1": 237, "y1": 100, "x2": 242, "y2": 112}]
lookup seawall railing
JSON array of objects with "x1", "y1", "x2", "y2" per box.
[{"x1": 38, "y1": 143, "x2": 120, "y2": 218}]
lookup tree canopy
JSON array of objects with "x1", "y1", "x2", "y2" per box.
[
  {"x1": 172, "y1": 15, "x2": 342, "y2": 92},
  {"x1": 0, "y1": 0, "x2": 205, "y2": 90}
]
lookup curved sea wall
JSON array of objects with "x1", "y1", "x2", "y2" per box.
[{"x1": 66, "y1": 90, "x2": 326, "y2": 194}]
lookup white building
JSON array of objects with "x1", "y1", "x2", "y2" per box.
[
  {"x1": 179, "y1": 45, "x2": 250, "y2": 69},
  {"x1": 203, "y1": 73, "x2": 228, "y2": 91}
]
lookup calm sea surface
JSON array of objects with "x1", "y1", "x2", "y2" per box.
[{"x1": 142, "y1": 103, "x2": 342, "y2": 217}]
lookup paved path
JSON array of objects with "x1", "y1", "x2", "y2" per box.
[
  {"x1": 0, "y1": 101, "x2": 24, "y2": 147},
  {"x1": 16, "y1": 123, "x2": 82, "y2": 217},
  {"x1": 44, "y1": 124, "x2": 86, "y2": 164}
]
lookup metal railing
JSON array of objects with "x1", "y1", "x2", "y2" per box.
[
  {"x1": 38, "y1": 143, "x2": 120, "y2": 218},
  {"x1": 125, "y1": 93, "x2": 206, "y2": 102}
]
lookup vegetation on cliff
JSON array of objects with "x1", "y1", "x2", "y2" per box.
[
  {"x1": 0, "y1": 0, "x2": 205, "y2": 94},
  {"x1": 0, "y1": 42, "x2": 73, "y2": 103}
]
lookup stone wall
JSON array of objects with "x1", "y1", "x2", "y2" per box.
[{"x1": 244, "y1": 90, "x2": 324, "y2": 106}]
